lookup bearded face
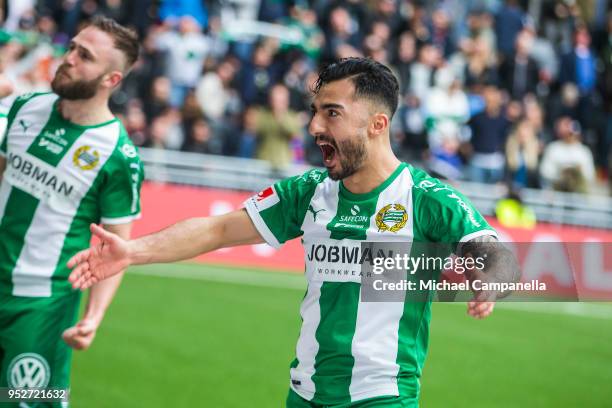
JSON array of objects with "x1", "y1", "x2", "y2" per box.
[
  {"x1": 51, "y1": 63, "x2": 104, "y2": 100},
  {"x1": 316, "y1": 133, "x2": 368, "y2": 181}
]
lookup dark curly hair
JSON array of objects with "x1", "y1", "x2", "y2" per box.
[{"x1": 313, "y1": 58, "x2": 399, "y2": 118}]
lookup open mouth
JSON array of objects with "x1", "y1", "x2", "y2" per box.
[{"x1": 318, "y1": 142, "x2": 337, "y2": 166}]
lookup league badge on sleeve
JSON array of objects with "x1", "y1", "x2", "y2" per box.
[{"x1": 251, "y1": 186, "x2": 280, "y2": 211}]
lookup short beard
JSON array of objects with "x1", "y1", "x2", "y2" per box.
[
  {"x1": 51, "y1": 71, "x2": 103, "y2": 100},
  {"x1": 328, "y1": 135, "x2": 368, "y2": 181}
]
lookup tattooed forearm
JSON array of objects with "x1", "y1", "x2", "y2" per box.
[{"x1": 459, "y1": 235, "x2": 521, "y2": 298}]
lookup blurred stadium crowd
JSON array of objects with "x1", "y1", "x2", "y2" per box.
[{"x1": 0, "y1": 0, "x2": 611, "y2": 195}]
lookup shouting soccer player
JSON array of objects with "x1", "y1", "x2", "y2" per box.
[
  {"x1": 68, "y1": 58, "x2": 519, "y2": 407},
  {"x1": 0, "y1": 17, "x2": 143, "y2": 404}
]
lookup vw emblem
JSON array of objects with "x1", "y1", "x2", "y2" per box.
[{"x1": 7, "y1": 353, "x2": 50, "y2": 388}]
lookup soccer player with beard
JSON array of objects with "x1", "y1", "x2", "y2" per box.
[
  {"x1": 0, "y1": 17, "x2": 143, "y2": 404},
  {"x1": 68, "y1": 58, "x2": 520, "y2": 407}
]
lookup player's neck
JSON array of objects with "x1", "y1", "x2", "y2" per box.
[
  {"x1": 58, "y1": 96, "x2": 115, "y2": 126},
  {"x1": 342, "y1": 149, "x2": 401, "y2": 195}
]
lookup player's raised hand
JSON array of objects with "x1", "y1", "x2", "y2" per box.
[{"x1": 68, "y1": 224, "x2": 130, "y2": 290}]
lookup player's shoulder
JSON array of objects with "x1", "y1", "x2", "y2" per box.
[
  {"x1": 14, "y1": 91, "x2": 54, "y2": 103},
  {"x1": 406, "y1": 164, "x2": 492, "y2": 235},
  {"x1": 104, "y1": 124, "x2": 142, "y2": 169},
  {"x1": 297, "y1": 168, "x2": 328, "y2": 184},
  {"x1": 275, "y1": 168, "x2": 329, "y2": 198},
  {"x1": 286, "y1": 168, "x2": 328, "y2": 188},
  {"x1": 407, "y1": 164, "x2": 450, "y2": 194},
  {"x1": 9, "y1": 92, "x2": 56, "y2": 113},
  {"x1": 406, "y1": 164, "x2": 465, "y2": 206}
]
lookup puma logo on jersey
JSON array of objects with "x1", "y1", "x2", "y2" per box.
[
  {"x1": 19, "y1": 119, "x2": 31, "y2": 132},
  {"x1": 308, "y1": 205, "x2": 325, "y2": 221}
]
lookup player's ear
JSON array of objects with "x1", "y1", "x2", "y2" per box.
[
  {"x1": 104, "y1": 71, "x2": 123, "y2": 89},
  {"x1": 369, "y1": 112, "x2": 389, "y2": 137}
]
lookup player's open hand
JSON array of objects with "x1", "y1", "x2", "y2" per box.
[
  {"x1": 465, "y1": 265, "x2": 497, "y2": 319},
  {"x1": 68, "y1": 224, "x2": 130, "y2": 290},
  {"x1": 62, "y1": 317, "x2": 99, "y2": 350}
]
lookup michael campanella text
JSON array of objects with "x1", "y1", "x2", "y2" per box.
[{"x1": 373, "y1": 279, "x2": 547, "y2": 292}]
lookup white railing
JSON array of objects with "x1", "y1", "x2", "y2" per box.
[{"x1": 139, "y1": 148, "x2": 612, "y2": 229}]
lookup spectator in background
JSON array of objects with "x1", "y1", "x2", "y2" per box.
[
  {"x1": 144, "y1": 76, "x2": 172, "y2": 122},
  {"x1": 321, "y1": 6, "x2": 362, "y2": 63},
  {"x1": 461, "y1": 37, "x2": 499, "y2": 91},
  {"x1": 393, "y1": 31, "x2": 416, "y2": 96},
  {"x1": 559, "y1": 25, "x2": 600, "y2": 151},
  {"x1": 279, "y1": 4, "x2": 324, "y2": 62},
  {"x1": 495, "y1": 0, "x2": 526, "y2": 59},
  {"x1": 145, "y1": 114, "x2": 172, "y2": 149},
  {"x1": 195, "y1": 59, "x2": 240, "y2": 122},
  {"x1": 182, "y1": 116, "x2": 223, "y2": 154},
  {"x1": 409, "y1": 44, "x2": 442, "y2": 102},
  {"x1": 500, "y1": 30, "x2": 539, "y2": 100},
  {"x1": 237, "y1": 106, "x2": 258, "y2": 159},
  {"x1": 524, "y1": 23, "x2": 558, "y2": 85},
  {"x1": 523, "y1": 95, "x2": 551, "y2": 143},
  {"x1": 253, "y1": 83, "x2": 302, "y2": 169},
  {"x1": 125, "y1": 100, "x2": 148, "y2": 146},
  {"x1": 424, "y1": 67, "x2": 469, "y2": 141},
  {"x1": 427, "y1": 120, "x2": 463, "y2": 181},
  {"x1": 362, "y1": 19, "x2": 392, "y2": 64},
  {"x1": 505, "y1": 119, "x2": 541, "y2": 188},
  {"x1": 540, "y1": 117, "x2": 596, "y2": 193},
  {"x1": 465, "y1": 8, "x2": 496, "y2": 54},
  {"x1": 144, "y1": 108, "x2": 184, "y2": 150},
  {"x1": 283, "y1": 57, "x2": 313, "y2": 112},
  {"x1": 369, "y1": 0, "x2": 405, "y2": 38},
  {"x1": 154, "y1": 16, "x2": 210, "y2": 107},
  {"x1": 548, "y1": 82, "x2": 580, "y2": 126},
  {"x1": 467, "y1": 85, "x2": 513, "y2": 183},
  {"x1": 130, "y1": 27, "x2": 166, "y2": 103},
  {"x1": 240, "y1": 40, "x2": 280, "y2": 106},
  {"x1": 560, "y1": 26, "x2": 597, "y2": 99},
  {"x1": 425, "y1": 7, "x2": 455, "y2": 57}
]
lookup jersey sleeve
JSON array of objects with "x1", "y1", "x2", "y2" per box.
[
  {"x1": 98, "y1": 143, "x2": 144, "y2": 225},
  {"x1": 417, "y1": 184, "x2": 497, "y2": 254},
  {"x1": 243, "y1": 169, "x2": 325, "y2": 248},
  {"x1": 0, "y1": 92, "x2": 46, "y2": 157}
]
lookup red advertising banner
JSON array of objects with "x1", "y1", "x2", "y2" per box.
[{"x1": 133, "y1": 182, "x2": 612, "y2": 299}]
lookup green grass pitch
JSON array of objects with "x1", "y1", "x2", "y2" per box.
[{"x1": 71, "y1": 263, "x2": 612, "y2": 407}]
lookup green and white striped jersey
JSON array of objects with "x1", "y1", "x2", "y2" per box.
[
  {"x1": 0, "y1": 92, "x2": 144, "y2": 297},
  {"x1": 244, "y1": 163, "x2": 496, "y2": 405}
]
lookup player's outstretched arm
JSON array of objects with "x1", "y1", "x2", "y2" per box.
[{"x1": 68, "y1": 209, "x2": 264, "y2": 289}]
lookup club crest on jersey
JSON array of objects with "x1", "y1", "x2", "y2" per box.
[
  {"x1": 376, "y1": 204, "x2": 408, "y2": 233},
  {"x1": 73, "y1": 145, "x2": 100, "y2": 171},
  {"x1": 7, "y1": 353, "x2": 50, "y2": 388}
]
